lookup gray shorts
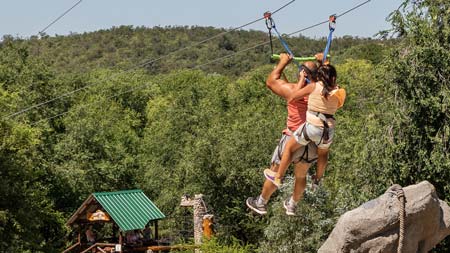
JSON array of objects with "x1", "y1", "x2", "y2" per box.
[{"x1": 270, "y1": 133, "x2": 318, "y2": 165}]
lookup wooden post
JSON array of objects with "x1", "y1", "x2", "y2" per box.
[
  {"x1": 118, "y1": 232, "x2": 123, "y2": 252},
  {"x1": 155, "y1": 221, "x2": 159, "y2": 240},
  {"x1": 112, "y1": 223, "x2": 117, "y2": 242},
  {"x1": 77, "y1": 227, "x2": 81, "y2": 252}
]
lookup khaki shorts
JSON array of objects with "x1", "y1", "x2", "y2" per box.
[{"x1": 271, "y1": 133, "x2": 318, "y2": 165}]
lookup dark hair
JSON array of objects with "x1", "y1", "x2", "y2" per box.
[
  {"x1": 318, "y1": 64, "x2": 337, "y2": 99},
  {"x1": 300, "y1": 62, "x2": 318, "y2": 82}
]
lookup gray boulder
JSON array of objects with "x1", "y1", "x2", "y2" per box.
[{"x1": 319, "y1": 181, "x2": 450, "y2": 253}]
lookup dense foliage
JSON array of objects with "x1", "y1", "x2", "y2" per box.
[
  {"x1": 0, "y1": 1, "x2": 449, "y2": 251},
  {"x1": 9, "y1": 26, "x2": 385, "y2": 77}
]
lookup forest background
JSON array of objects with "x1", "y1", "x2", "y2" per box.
[{"x1": 1, "y1": 0, "x2": 449, "y2": 252}]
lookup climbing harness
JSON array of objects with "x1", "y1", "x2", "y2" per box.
[
  {"x1": 313, "y1": 111, "x2": 334, "y2": 144},
  {"x1": 300, "y1": 112, "x2": 334, "y2": 146},
  {"x1": 299, "y1": 144, "x2": 318, "y2": 164},
  {"x1": 322, "y1": 15, "x2": 336, "y2": 63}
]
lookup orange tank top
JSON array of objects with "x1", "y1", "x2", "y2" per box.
[{"x1": 283, "y1": 96, "x2": 308, "y2": 136}]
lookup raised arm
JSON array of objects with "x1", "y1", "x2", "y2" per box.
[
  {"x1": 297, "y1": 66, "x2": 308, "y2": 89},
  {"x1": 315, "y1": 52, "x2": 330, "y2": 66},
  {"x1": 287, "y1": 82, "x2": 315, "y2": 103},
  {"x1": 266, "y1": 53, "x2": 297, "y2": 100}
]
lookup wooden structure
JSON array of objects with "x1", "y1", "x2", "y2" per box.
[
  {"x1": 63, "y1": 189, "x2": 165, "y2": 253},
  {"x1": 180, "y1": 194, "x2": 215, "y2": 250}
]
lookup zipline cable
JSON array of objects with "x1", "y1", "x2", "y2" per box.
[
  {"x1": 196, "y1": 24, "x2": 329, "y2": 68},
  {"x1": 133, "y1": 0, "x2": 296, "y2": 70},
  {"x1": 29, "y1": 0, "x2": 375, "y2": 126},
  {"x1": 198, "y1": 0, "x2": 373, "y2": 69},
  {"x1": 336, "y1": 0, "x2": 371, "y2": 18},
  {"x1": 3, "y1": 0, "x2": 296, "y2": 120},
  {"x1": 39, "y1": 0, "x2": 84, "y2": 35},
  {"x1": 1, "y1": 0, "x2": 85, "y2": 120}
]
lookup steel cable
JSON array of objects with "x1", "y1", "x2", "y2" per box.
[{"x1": 3, "y1": 0, "x2": 295, "y2": 120}]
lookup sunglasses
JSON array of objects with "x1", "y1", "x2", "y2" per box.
[{"x1": 300, "y1": 64, "x2": 312, "y2": 75}]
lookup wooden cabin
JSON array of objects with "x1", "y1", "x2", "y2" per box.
[{"x1": 63, "y1": 189, "x2": 165, "y2": 253}]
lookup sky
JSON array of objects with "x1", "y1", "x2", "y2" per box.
[{"x1": 0, "y1": 0, "x2": 401, "y2": 39}]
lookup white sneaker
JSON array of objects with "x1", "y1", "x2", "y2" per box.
[
  {"x1": 246, "y1": 197, "x2": 267, "y2": 215},
  {"x1": 283, "y1": 199, "x2": 296, "y2": 216},
  {"x1": 311, "y1": 175, "x2": 320, "y2": 192}
]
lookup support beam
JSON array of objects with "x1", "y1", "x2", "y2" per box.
[{"x1": 155, "y1": 221, "x2": 159, "y2": 240}]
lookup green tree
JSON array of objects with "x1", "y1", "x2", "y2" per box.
[
  {"x1": 50, "y1": 94, "x2": 142, "y2": 207},
  {"x1": 384, "y1": 1, "x2": 450, "y2": 250},
  {"x1": 0, "y1": 119, "x2": 66, "y2": 252},
  {"x1": 0, "y1": 41, "x2": 67, "y2": 252}
]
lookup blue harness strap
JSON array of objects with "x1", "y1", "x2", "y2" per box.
[
  {"x1": 264, "y1": 13, "x2": 302, "y2": 70},
  {"x1": 264, "y1": 13, "x2": 318, "y2": 84},
  {"x1": 322, "y1": 15, "x2": 336, "y2": 63},
  {"x1": 271, "y1": 24, "x2": 302, "y2": 70}
]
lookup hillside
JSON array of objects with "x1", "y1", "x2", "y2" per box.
[{"x1": 4, "y1": 25, "x2": 390, "y2": 76}]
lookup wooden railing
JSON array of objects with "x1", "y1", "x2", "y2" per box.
[
  {"x1": 62, "y1": 242, "x2": 81, "y2": 253},
  {"x1": 63, "y1": 242, "x2": 196, "y2": 253},
  {"x1": 80, "y1": 243, "x2": 115, "y2": 253},
  {"x1": 134, "y1": 244, "x2": 198, "y2": 252}
]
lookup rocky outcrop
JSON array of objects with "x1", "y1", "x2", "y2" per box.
[{"x1": 319, "y1": 181, "x2": 450, "y2": 253}]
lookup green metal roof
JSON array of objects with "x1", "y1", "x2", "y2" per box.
[{"x1": 93, "y1": 189, "x2": 165, "y2": 232}]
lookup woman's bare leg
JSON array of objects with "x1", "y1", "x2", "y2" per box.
[
  {"x1": 275, "y1": 138, "x2": 302, "y2": 180},
  {"x1": 315, "y1": 148, "x2": 329, "y2": 182},
  {"x1": 292, "y1": 162, "x2": 311, "y2": 202}
]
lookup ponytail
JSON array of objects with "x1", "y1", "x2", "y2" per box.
[{"x1": 318, "y1": 64, "x2": 337, "y2": 99}]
